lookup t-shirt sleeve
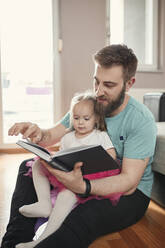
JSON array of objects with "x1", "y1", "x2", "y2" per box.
[
  {"x1": 100, "y1": 131, "x2": 114, "y2": 150},
  {"x1": 60, "y1": 112, "x2": 70, "y2": 128},
  {"x1": 124, "y1": 119, "x2": 157, "y2": 159}
]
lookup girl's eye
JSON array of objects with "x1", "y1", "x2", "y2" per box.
[
  {"x1": 84, "y1": 117, "x2": 90, "y2": 121},
  {"x1": 74, "y1": 117, "x2": 79, "y2": 120}
]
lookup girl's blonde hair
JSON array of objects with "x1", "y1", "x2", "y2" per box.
[{"x1": 69, "y1": 91, "x2": 106, "y2": 131}]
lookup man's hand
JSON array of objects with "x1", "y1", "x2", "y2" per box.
[
  {"x1": 40, "y1": 160, "x2": 86, "y2": 194},
  {"x1": 8, "y1": 122, "x2": 42, "y2": 143}
]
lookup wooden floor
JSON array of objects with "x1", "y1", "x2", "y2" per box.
[{"x1": 0, "y1": 153, "x2": 165, "y2": 247}]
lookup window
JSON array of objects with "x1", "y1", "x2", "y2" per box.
[
  {"x1": 0, "y1": 0, "x2": 55, "y2": 146},
  {"x1": 107, "y1": 0, "x2": 159, "y2": 71}
]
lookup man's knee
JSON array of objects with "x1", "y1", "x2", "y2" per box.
[{"x1": 19, "y1": 158, "x2": 33, "y2": 175}]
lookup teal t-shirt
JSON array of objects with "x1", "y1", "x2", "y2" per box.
[{"x1": 60, "y1": 96, "x2": 157, "y2": 197}]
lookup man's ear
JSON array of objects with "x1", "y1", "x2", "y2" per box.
[{"x1": 125, "y1": 77, "x2": 135, "y2": 92}]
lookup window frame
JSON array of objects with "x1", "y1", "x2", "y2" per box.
[
  {"x1": 106, "y1": 0, "x2": 159, "y2": 72},
  {"x1": 0, "y1": 0, "x2": 61, "y2": 149}
]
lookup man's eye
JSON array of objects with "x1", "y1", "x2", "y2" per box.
[
  {"x1": 94, "y1": 79, "x2": 99, "y2": 85},
  {"x1": 104, "y1": 83, "x2": 114, "y2": 88}
]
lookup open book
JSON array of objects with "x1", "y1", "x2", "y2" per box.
[{"x1": 16, "y1": 140, "x2": 119, "y2": 175}]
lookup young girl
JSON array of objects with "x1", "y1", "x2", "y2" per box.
[{"x1": 16, "y1": 91, "x2": 121, "y2": 248}]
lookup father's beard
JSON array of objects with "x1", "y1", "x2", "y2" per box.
[{"x1": 98, "y1": 84, "x2": 126, "y2": 117}]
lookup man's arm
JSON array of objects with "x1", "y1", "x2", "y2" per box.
[
  {"x1": 41, "y1": 157, "x2": 149, "y2": 196},
  {"x1": 38, "y1": 123, "x2": 68, "y2": 147},
  {"x1": 8, "y1": 122, "x2": 67, "y2": 147},
  {"x1": 90, "y1": 157, "x2": 149, "y2": 196}
]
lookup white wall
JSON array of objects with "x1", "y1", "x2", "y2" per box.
[
  {"x1": 60, "y1": 0, "x2": 107, "y2": 115},
  {"x1": 58, "y1": 0, "x2": 165, "y2": 116}
]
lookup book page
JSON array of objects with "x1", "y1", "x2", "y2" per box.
[
  {"x1": 16, "y1": 140, "x2": 51, "y2": 161},
  {"x1": 51, "y1": 145, "x2": 98, "y2": 158}
]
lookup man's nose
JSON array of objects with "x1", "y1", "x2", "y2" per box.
[{"x1": 95, "y1": 84, "x2": 104, "y2": 97}]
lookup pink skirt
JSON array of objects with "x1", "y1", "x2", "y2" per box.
[{"x1": 25, "y1": 158, "x2": 122, "y2": 206}]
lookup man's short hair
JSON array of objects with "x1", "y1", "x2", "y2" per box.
[{"x1": 94, "y1": 44, "x2": 138, "y2": 82}]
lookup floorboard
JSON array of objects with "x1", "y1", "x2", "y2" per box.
[{"x1": 0, "y1": 153, "x2": 165, "y2": 247}]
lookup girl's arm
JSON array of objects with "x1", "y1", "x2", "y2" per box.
[{"x1": 106, "y1": 148, "x2": 116, "y2": 160}]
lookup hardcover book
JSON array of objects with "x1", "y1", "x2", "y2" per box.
[{"x1": 16, "y1": 140, "x2": 120, "y2": 175}]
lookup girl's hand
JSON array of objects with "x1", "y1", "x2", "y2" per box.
[
  {"x1": 8, "y1": 122, "x2": 42, "y2": 143},
  {"x1": 40, "y1": 160, "x2": 86, "y2": 194}
]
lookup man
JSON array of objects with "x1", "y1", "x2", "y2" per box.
[{"x1": 1, "y1": 44, "x2": 157, "y2": 248}]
